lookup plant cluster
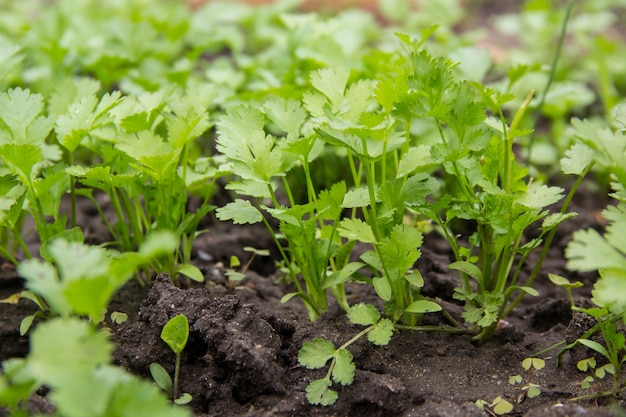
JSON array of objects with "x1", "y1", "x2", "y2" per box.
[{"x1": 0, "y1": 0, "x2": 624, "y2": 413}]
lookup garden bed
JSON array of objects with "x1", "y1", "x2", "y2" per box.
[
  {"x1": 1, "y1": 1, "x2": 625, "y2": 416},
  {"x1": 0, "y1": 189, "x2": 620, "y2": 417}
]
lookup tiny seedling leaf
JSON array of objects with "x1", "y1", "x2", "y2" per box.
[
  {"x1": 110, "y1": 311, "x2": 128, "y2": 325},
  {"x1": 174, "y1": 393, "x2": 192, "y2": 405},
  {"x1": 578, "y1": 339, "x2": 610, "y2": 360},
  {"x1": 298, "y1": 338, "x2": 336, "y2": 369},
  {"x1": 577, "y1": 357, "x2": 596, "y2": 372},
  {"x1": 368, "y1": 318, "x2": 394, "y2": 346},
  {"x1": 347, "y1": 303, "x2": 380, "y2": 326},
  {"x1": 491, "y1": 397, "x2": 513, "y2": 415},
  {"x1": 372, "y1": 276, "x2": 392, "y2": 301},
  {"x1": 230, "y1": 255, "x2": 241, "y2": 269},
  {"x1": 150, "y1": 363, "x2": 173, "y2": 396},
  {"x1": 177, "y1": 263, "x2": 204, "y2": 282},
  {"x1": 226, "y1": 270, "x2": 246, "y2": 282},
  {"x1": 548, "y1": 273, "x2": 583, "y2": 289},
  {"x1": 161, "y1": 314, "x2": 189, "y2": 355},
  {"x1": 405, "y1": 300, "x2": 442, "y2": 314},
  {"x1": 526, "y1": 385, "x2": 541, "y2": 398},
  {"x1": 522, "y1": 358, "x2": 545, "y2": 371},
  {"x1": 332, "y1": 349, "x2": 355, "y2": 386},
  {"x1": 305, "y1": 378, "x2": 338, "y2": 406},
  {"x1": 448, "y1": 261, "x2": 483, "y2": 282},
  {"x1": 19, "y1": 314, "x2": 37, "y2": 336},
  {"x1": 404, "y1": 270, "x2": 424, "y2": 288}
]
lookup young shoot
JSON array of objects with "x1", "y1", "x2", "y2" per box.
[{"x1": 150, "y1": 314, "x2": 192, "y2": 405}]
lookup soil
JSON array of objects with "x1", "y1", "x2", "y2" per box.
[{"x1": 0, "y1": 185, "x2": 624, "y2": 417}]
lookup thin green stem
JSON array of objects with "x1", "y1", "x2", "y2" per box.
[
  {"x1": 527, "y1": 0, "x2": 574, "y2": 163},
  {"x1": 394, "y1": 324, "x2": 470, "y2": 334},
  {"x1": 0, "y1": 244, "x2": 19, "y2": 265},
  {"x1": 68, "y1": 153, "x2": 77, "y2": 229},
  {"x1": 173, "y1": 352, "x2": 180, "y2": 400}
]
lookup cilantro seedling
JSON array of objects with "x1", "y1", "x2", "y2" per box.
[
  {"x1": 548, "y1": 273, "x2": 583, "y2": 308},
  {"x1": 475, "y1": 396, "x2": 514, "y2": 415},
  {"x1": 216, "y1": 102, "x2": 357, "y2": 320},
  {"x1": 225, "y1": 246, "x2": 270, "y2": 285},
  {"x1": 510, "y1": 357, "x2": 544, "y2": 403},
  {"x1": 150, "y1": 314, "x2": 192, "y2": 405},
  {"x1": 298, "y1": 304, "x2": 393, "y2": 405}
]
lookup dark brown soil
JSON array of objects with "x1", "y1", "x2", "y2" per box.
[{"x1": 1, "y1": 186, "x2": 624, "y2": 417}]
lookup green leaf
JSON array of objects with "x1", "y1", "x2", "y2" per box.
[
  {"x1": 506, "y1": 286, "x2": 539, "y2": 297},
  {"x1": 491, "y1": 397, "x2": 513, "y2": 415},
  {"x1": 106, "y1": 371, "x2": 191, "y2": 417},
  {"x1": 516, "y1": 184, "x2": 563, "y2": 209},
  {"x1": 396, "y1": 145, "x2": 432, "y2": 178},
  {"x1": 448, "y1": 261, "x2": 483, "y2": 282},
  {"x1": 216, "y1": 105, "x2": 287, "y2": 183},
  {"x1": 342, "y1": 186, "x2": 374, "y2": 208},
  {"x1": 378, "y1": 225, "x2": 423, "y2": 272},
  {"x1": 567, "y1": 228, "x2": 626, "y2": 272},
  {"x1": 578, "y1": 339, "x2": 610, "y2": 361},
  {"x1": 161, "y1": 314, "x2": 189, "y2": 355},
  {"x1": 263, "y1": 97, "x2": 307, "y2": 137},
  {"x1": 39, "y1": 227, "x2": 84, "y2": 261},
  {"x1": 149, "y1": 363, "x2": 173, "y2": 396},
  {"x1": 347, "y1": 303, "x2": 380, "y2": 326},
  {"x1": 338, "y1": 218, "x2": 376, "y2": 243},
  {"x1": 323, "y1": 262, "x2": 365, "y2": 289},
  {"x1": 56, "y1": 91, "x2": 121, "y2": 152},
  {"x1": 548, "y1": 273, "x2": 583, "y2": 289},
  {"x1": 0, "y1": 39, "x2": 23, "y2": 82},
  {"x1": 174, "y1": 393, "x2": 193, "y2": 405},
  {"x1": 332, "y1": 349, "x2": 355, "y2": 386},
  {"x1": 29, "y1": 317, "x2": 112, "y2": 388},
  {"x1": 541, "y1": 212, "x2": 577, "y2": 231},
  {"x1": 372, "y1": 276, "x2": 392, "y2": 301},
  {"x1": 177, "y1": 263, "x2": 204, "y2": 282},
  {"x1": 368, "y1": 318, "x2": 394, "y2": 346},
  {"x1": 405, "y1": 300, "x2": 441, "y2": 314},
  {"x1": 0, "y1": 88, "x2": 53, "y2": 145},
  {"x1": 216, "y1": 199, "x2": 263, "y2": 225},
  {"x1": 309, "y1": 67, "x2": 350, "y2": 108},
  {"x1": 305, "y1": 378, "x2": 338, "y2": 406},
  {"x1": 110, "y1": 311, "x2": 128, "y2": 325},
  {"x1": 19, "y1": 314, "x2": 37, "y2": 336},
  {"x1": 560, "y1": 143, "x2": 594, "y2": 176},
  {"x1": 522, "y1": 357, "x2": 545, "y2": 371},
  {"x1": 139, "y1": 230, "x2": 178, "y2": 259},
  {"x1": 0, "y1": 144, "x2": 41, "y2": 184},
  {"x1": 404, "y1": 270, "x2": 424, "y2": 288},
  {"x1": 48, "y1": 239, "x2": 109, "y2": 282},
  {"x1": 592, "y1": 268, "x2": 626, "y2": 314},
  {"x1": 18, "y1": 259, "x2": 70, "y2": 316},
  {"x1": 577, "y1": 357, "x2": 596, "y2": 372},
  {"x1": 298, "y1": 338, "x2": 336, "y2": 369}
]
